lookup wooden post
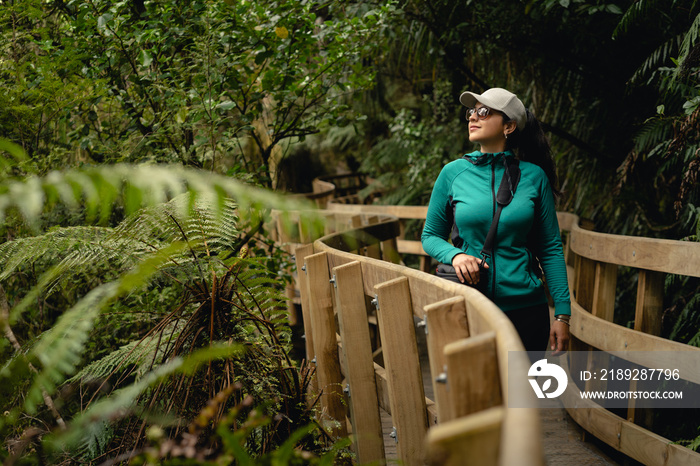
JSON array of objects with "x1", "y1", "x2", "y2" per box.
[
  {"x1": 350, "y1": 215, "x2": 363, "y2": 255},
  {"x1": 380, "y1": 236, "x2": 402, "y2": 264},
  {"x1": 419, "y1": 255, "x2": 432, "y2": 273},
  {"x1": 585, "y1": 262, "x2": 618, "y2": 394},
  {"x1": 294, "y1": 244, "x2": 317, "y2": 395},
  {"x1": 323, "y1": 212, "x2": 336, "y2": 235},
  {"x1": 423, "y1": 296, "x2": 470, "y2": 423},
  {"x1": 571, "y1": 255, "x2": 596, "y2": 390},
  {"x1": 332, "y1": 261, "x2": 385, "y2": 463},
  {"x1": 425, "y1": 406, "x2": 504, "y2": 466},
  {"x1": 374, "y1": 277, "x2": 428, "y2": 465},
  {"x1": 444, "y1": 332, "x2": 501, "y2": 417},
  {"x1": 592, "y1": 262, "x2": 617, "y2": 321},
  {"x1": 574, "y1": 256, "x2": 596, "y2": 311},
  {"x1": 627, "y1": 269, "x2": 664, "y2": 426},
  {"x1": 350, "y1": 214, "x2": 363, "y2": 229},
  {"x1": 304, "y1": 251, "x2": 347, "y2": 438},
  {"x1": 634, "y1": 269, "x2": 664, "y2": 336},
  {"x1": 365, "y1": 216, "x2": 381, "y2": 260}
]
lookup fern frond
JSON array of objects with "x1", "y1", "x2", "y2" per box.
[
  {"x1": 68, "y1": 318, "x2": 183, "y2": 385},
  {"x1": 68, "y1": 340, "x2": 144, "y2": 384},
  {"x1": 24, "y1": 282, "x2": 121, "y2": 414},
  {"x1": 16, "y1": 240, "x2": 189, "y2": 412},
  {"x1": 669, "y1": 292, "x2": 700, "y2": 342},
  {"x1": 613, "y1": 0, "x2": 662, "y2": 38},
  {"x1": 674, "y1": 11, "x2": 700, "y2": 79},
  {"x1": 630, "y1": 35, "x2": 683, "y2": 83},
  {"x1": 0, "y1": 226, "x2": 110, "y2": 280},
  {"x1": 1, "y1": 195, "x2": 245, "y2": 320},
  {"x1": 634, "y1": 116, "x2": 673, "y2": 153},
  {"x1": 115, "y1": 194, "x2": 241, "y2": 251},
  {"x1": 0, "y1": 163, "x2": 323, "y2": 236},
  {"x1": 55, "y1": 343, "x2": 244, "y2": 451}
]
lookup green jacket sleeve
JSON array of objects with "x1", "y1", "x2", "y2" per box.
[
  {"x1": 421, "y1": 163, "x2": 465, "y2": 265},
  {"x1": 533, "y1": 175, "x2": 572, "y2": 316}
]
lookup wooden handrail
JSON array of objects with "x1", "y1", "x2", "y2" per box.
[
  {"x1": 561, "y1": 213, "x2": 700, "y2": 466},
  {"x1": 569, "y1": 220, "x2": 700, "y2": 277},
  {"x1": 326, "y1": 202, "x2": 432, "y2": 272}
]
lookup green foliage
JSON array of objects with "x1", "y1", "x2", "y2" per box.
[
  {"x1": 358, "y1": 80, "x2": 466, "y2": 206},
  {"x1": 0, "y1": 0, "x2": 392, "y2": 463},
  {"x1": 0, "y1": 0, "x2": 395, "y2": 186},
  {"x1": 0, "y1": 151, "x2": 328, "y2": 463},
  {"x1": 610, "y1": 2, "x2": 700, "y2": 236},
  {"x1": 53, "y1": 344, "x2": 245, "y2": 454}
]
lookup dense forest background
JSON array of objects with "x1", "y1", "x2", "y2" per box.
[{"x1": 0, "y1": 0, "x2": 699, "y2": 464}]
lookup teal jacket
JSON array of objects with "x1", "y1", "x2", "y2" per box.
[{"x1": 421, "y1": 150, "x2": 571, "y2": 316}]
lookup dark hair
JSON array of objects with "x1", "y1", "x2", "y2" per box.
[{"x1": 505, "y1": 109, "x2": 560, "y2": 197}]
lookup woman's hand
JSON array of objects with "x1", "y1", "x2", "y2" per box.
[
  {"x1": 451, "y1": 253, "x2": 489, "y2": 285},
  {"x1": 549, "y1": 320, "x2": 570, "y2": 356}
]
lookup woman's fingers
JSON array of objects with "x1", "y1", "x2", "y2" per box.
[
  {"x1": 549, "y1": 321, "x2": 570, "y2": 356},
  {"x1": 452, "y1": 254, "x2": 482, "y2": 284}
]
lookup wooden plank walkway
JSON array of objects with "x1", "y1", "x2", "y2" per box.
[{"x1": 539, "y1": 399, "x2": 624, "y2": 465}]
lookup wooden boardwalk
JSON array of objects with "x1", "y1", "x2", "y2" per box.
[{"x1": 539, "y1": 400, "x2": 624, "y2": 465}]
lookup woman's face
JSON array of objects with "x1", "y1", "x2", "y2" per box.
[{"x1": 467, "y1": 103, "x2": 514, "y2": 152}]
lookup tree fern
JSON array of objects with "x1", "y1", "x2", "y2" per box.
[
  {"x1": 13, "y1": 240, "x2": 187, "y2": 415},
  {"x1": 69, "y1": 338, "x2": 162, "y2": 385},
  {"x1": 52, "y1": 344, "x2": 244, "y2": 454},
  {"x1": 0, "y1": 156, "x2": 321, "y2": 460},
  {"x1": 0, "y1": 226, "x2": 113, "y2": 282}
]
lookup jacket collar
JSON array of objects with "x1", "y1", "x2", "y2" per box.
[{"x1": 464, "y1": 150, "x2": 515, "y2": 166}]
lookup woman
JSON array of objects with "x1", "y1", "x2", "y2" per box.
[{"x1": 421, "y1": 87, "x2": 570, "y2": 356}]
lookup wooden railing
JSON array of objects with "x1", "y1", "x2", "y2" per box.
[
  {"x1": 277, "y1": 175, "x2": 700, "y2": 465},
  {"x1": 558, "y1": 212, "x2": 700, "y2": 465},
  {"x1": 325, "y1": 201, "x2": 430, "y2": 272},
  {"x1": 278, "y1": 210, "x2": 542, "y2": 465},
  {"x1": 286, "y1": 173, "x2": 370, "y2": 209}
]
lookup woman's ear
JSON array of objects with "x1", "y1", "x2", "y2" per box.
[{"x1": 504, "y1": 120, "x2": 517, "y2": 137}]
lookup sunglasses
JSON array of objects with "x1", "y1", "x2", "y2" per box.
[{"x1": 466, "y1": 106, "x2": 493, "y2": 120}]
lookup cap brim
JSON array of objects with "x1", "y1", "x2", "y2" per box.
[
  {"x1": 459, "y1": 91, "x2": 480, "y2": 108},
  {"x1": 460, "y1": 91, "x2": 501, "y2": 110}
]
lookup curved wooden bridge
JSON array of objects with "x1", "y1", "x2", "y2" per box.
[{"x1": 275, "y1": 174, "x2": 700, "y2": 466}]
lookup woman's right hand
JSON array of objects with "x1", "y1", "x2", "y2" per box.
[{"x1": 451, "y1": 253, "x2": 489, "y2": 285}]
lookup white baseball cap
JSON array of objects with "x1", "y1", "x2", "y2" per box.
[{"x1": 459, "y1": 87, "x2": 527, "y2": 130}]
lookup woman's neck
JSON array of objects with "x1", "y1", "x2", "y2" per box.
[{"x1": 479, "y1": 143, "x2": 506, "y2": 154}]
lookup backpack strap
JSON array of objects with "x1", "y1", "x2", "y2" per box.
[{"x1": 480, "y1": 157, "x2": 521, "y2": 260}]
